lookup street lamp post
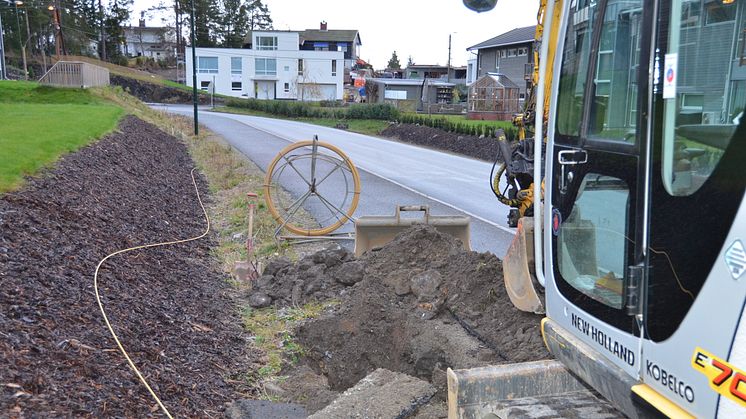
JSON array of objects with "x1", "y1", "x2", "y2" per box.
[
  {"x1": 0, "y1": 12, "x2": 7, "y2": 79},
  {"x1": 190, "y1": 0, "x2": 198, "y2": 135}
]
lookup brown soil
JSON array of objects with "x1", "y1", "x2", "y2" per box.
[
  {"x1": 381, "y1": 123, "x2": 502, "y2": 162},
  {"x1": 249, "y1": 226, "x2": 549, "y2": 414},
  {"x1": 111, "y1": 74, "x2": 213, "y2": 105},
  {"x1": 0, "y1": 116, "x2": 256, "y2": 417}
]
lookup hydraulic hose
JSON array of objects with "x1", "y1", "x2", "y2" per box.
[{"x1": 93, "y1": 168, "x2": 210, "y2": 419}]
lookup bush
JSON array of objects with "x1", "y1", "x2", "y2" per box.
[{"x1": 227, "y1": 99, "x2": 398, "y2": 121}]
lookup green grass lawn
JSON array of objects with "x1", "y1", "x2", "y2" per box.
[
  {"x1": 213, "y1": 106, "x2": 390, "y2": 136},
  {"x1": 0, "y1": 81, "x2": 123, "y2": 192}
]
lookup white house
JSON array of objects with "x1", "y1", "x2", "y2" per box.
[
  {"x1": 186, "y1": 31, "x2": 344, "y2": 100},
  {"x1": 121, "y1": 20, "x2": 175, "y2": 60}
]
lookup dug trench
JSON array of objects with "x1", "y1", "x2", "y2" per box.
[{"x1": 245, "y1": 226, "x2": 549, "y2": 416}]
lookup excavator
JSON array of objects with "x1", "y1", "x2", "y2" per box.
[{"x1": 462, "y1": 0, "x2": 746, "y2": 417}]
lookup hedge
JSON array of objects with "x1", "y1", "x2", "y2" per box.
[
  {"x1": 226, "y1": 98, "x2": 399, "y2": 121},
  {"x1": 395, "y1": 113, "x2": 519, "y2": 141}
]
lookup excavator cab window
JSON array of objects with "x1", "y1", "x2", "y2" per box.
[
  {"x1": 661, "y1": 0, "x2": 742, "y2": 197},
  {"x1": 558, "y1": 174, "x2": 629, "y2": 309},
  {"x1": 555, "y1": 0, "x2": 599, "y2": 139},
  {"x1": 645, "y1": 0, "x2": 746, "y2": 342}
]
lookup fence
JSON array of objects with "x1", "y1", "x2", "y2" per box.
[{"x1": 39, "y1": 61, "x2": 110, "y2": 88}]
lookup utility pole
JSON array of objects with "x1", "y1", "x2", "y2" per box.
[
  {"x1": 190, "y1": 0, "x2": 198, "y2": 135},
  {"x1": 447, "y1": 33, "x2": 453, "y2": 83},
  {"x1": 0, "y1": 12, "x2": 7, "y2": 79},
  {"x1": 22, "y1": 3, "x2": 30, "y2": 66},
  {"x1": 50, "y1": 3, "x2": 66, "y2": 58},
  {"x1": 14, "y1": 1, "x2": 27, "y2": 80},
  {"x1": 99, "y1": 0, "x2": 106, "y2": 60}
]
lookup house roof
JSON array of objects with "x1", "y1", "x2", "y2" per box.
[
  {"x1": 242, "y1": 29, "x2": 361, "y2": 48},
  {"x1": 300, "y1": 29, "x2": 361, "y2": 45},
  {"x1": 467, "y1": 25, "x2": 536, "y2": 51},
  {"x1": 367, "y1": 78, "x2": 455, "y2": 87},
  {"x1": 475, "y1": 73, "x2": 520, "y2": 89}
]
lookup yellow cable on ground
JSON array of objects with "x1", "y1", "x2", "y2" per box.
[{"x1": 93, "y1": 168, "x2": 210, "y2": 419}]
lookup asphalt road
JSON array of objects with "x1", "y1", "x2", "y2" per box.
[{"x1": 153, "y1": 104, "x2": 515, "y2": 256}]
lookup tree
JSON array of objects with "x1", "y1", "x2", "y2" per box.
[
  {"x1": 104, "y1": 0, "x2": 134, "y2": 59},
  {"x1": 407, "y1": 55, "x2": 414, "y2": 67},
  {"x1": 219, "y1": 0, "x2": 249, "y2": 47},
  {"x1": 246, "y1": 0, "x2": 272, "y2": 30},
  {"x1": 387, "y1": 51, "x2": 401, "y2": 70}
]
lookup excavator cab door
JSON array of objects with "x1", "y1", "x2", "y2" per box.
[{"x1": 544, "y1": 0, "x2": 650, "y2": 380}]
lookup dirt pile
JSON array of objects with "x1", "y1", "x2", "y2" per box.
[
  {"x1": 381, "y1": 123, "x2": 502, "y2": 162},
  {"x1": 0, "y1": 116, "x2": 255, "y2": 416},
  {"x1": 247, "y1": 245, "x2": 360, "y2": 308},
  {"x1": 111, "y1": 74, "x2": 212, "y2": 104},
  {"x1": 255, "y1": 226, "x2": 549, "y2": 413}
]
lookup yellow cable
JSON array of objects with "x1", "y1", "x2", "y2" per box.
[{"x1": 93, "y1": 168, "x2": 210, "y2": 419}]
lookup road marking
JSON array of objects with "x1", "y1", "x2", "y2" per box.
[{"x1": 165, "y1": 107, "x2": 516, "y2": 235}]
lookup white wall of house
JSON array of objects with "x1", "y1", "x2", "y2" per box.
[
  {"x1": 122, "y1": 27, "x2": 175, "y2": 60},
  {"x1": 467, "y1": 58, "x2": 477, "y2": 85},
  {"x1": 186, "y1": 32, "x2": 344, "y2": 101}
]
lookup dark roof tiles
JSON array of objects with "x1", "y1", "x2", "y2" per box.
[{"x1": 467, "y1": 25, "x2": 536, "y2": 50}]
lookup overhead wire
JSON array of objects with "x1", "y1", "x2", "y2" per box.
[{"x1": 93, "y1": 168, "x2": 210, "y2": 419}]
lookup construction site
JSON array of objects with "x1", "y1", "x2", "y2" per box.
[{"x1": 2, "y1": 0, "x2": 746, "y2": 418}]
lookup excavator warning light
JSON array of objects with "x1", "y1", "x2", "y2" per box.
[{"x1": 462, "y1": 0, "x2": 498, "y2": 13}]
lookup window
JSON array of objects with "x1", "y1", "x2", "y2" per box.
[
  {"x1": 555, "y1": 1, "x2": 599, "y2": 137},
  {"x1": 338, "y1": 44, "x2": 348, "y2": 53},
  {"x1": 680, "y1": 93, "x2": 704, "y2": 111},
  {"x1": 232, "y1": 81, "x2": 242, "y2": 91},
  {"x1": 586, "y1": 0, "x2": 643, "y2": 143},
  {"x1": 200, "y1": 80, "x2": 210, "y2": 91},
  {"x1": 284, "y1": 65, "x2": 290, "y2": 72},
  {"x1": 558, "y1": 174, "x2": 629, "y2": 310},
  {"x1": 197, "y1": 56, "x2": 218, "y2": 74},
  {"x1": 314, "y1": 42, "x2": 329, "y2": 51},
  {"x1": 660, "y1": 0, "x2": 740, "y2": 197},
  {"x1": 705, "y1": 1, "x2": 736, "y2": 25},
  {"x1": 284, "y1": 82, "x2": 289, "y2": 93},
  {"x1": 332, "y1": 60, "x2": 337, "y2": 76},
  {"x1": 231, "y1": 57, "x2": 242, "y2": 75},
  {"x1": 255, "y1": 58, "x2": 277, "y2": 76},
  {"x1": 255, "y1": 36, "x2": 277, "y2": 50},
  {"x1": 517, "y1": 47, "x2": 528, "y2": 56},
  {"x1": 681, "y1": 0, "x2": 702, "y2": 27},
  {"x1": 499, "y1": 50, "x2": 507, "y2": 58},
  {"x1": 507, "y1": 49, "x2": 517, "y2": 57},
  {"x1": 298, "y1": 58, "x2": 304, "y2": 75}
]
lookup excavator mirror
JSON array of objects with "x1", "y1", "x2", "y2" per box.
[{"x1": 462, "y1": 0, "x2": 498, "y2": 13}]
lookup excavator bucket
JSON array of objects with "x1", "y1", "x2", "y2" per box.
[
  {"x1": 354, "y1": 205, "x2": 471, "y2": 257},
  {"x1": 503, "y1": 217, "x2": 545, "y2": 314}
]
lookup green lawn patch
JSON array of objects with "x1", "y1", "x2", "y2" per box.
[
  {"x1": 0, "y1": 81, "x2": 123, "y2": 192},
  {"x1": 0, "y1": 80, "x2": 104, "y2": 105}
]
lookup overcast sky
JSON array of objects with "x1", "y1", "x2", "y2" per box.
[{"x1": 132, "y1": 0, "x2": 539, "y2": 68}]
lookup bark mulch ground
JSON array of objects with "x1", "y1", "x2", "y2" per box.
[{"x1": 0, "y1": 116, "x2": 256, "y2": 417}]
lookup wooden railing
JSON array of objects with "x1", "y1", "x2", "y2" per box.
[{"x1": 39, "y1": 61, "x2": 110, "y2": 88}]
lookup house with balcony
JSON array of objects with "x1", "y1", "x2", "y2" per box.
[
  {"x1": 298, "y1": 21, "x2": 362, "y2": 72},
  {"x1": 466, "y1": 25, "x2": 535, "y2": 101},
  {"x1": 121, "y1": 19, "x2": 176, "y2": 60},
  {"x1": 186, "y1": 30, "x2": 344, "y2": 100}
]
